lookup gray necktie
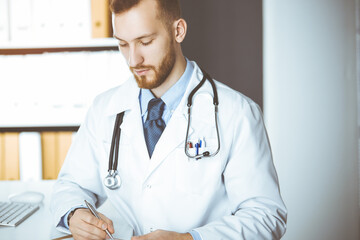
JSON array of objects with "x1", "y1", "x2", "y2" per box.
[{"x1": 144, "y1": 98, "x2": 166, "y2": 158}]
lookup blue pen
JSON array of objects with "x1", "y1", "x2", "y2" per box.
[{"x1": 195, "y1": 143, "x2": 199, "y2": 155}]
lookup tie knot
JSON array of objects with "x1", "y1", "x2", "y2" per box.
[{"x1": 147, "y1": 98, "x2": 165, "y2": 121}]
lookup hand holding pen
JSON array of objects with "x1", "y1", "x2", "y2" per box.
[
  {"x1": 85, "y1": 200, "x2": 115, "y2": 240},
  {"x1": 67, "y1": 200, "x2": 115, "y2": 240}
]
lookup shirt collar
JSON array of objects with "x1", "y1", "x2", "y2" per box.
[{"x1": 139, "y1": 58, "x2": 193, "y2": 116}]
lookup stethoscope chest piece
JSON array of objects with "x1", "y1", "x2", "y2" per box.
[{"x1": 104, "y1": 170, "x2": 121, "y2": 189}]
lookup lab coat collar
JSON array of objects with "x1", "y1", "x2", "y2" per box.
[
  {"x1": 104, "y1": 61, "x2": 214, "y2": 117},
  {"x1": 173, "y1": 61, "x2": 215, "y2": 117},
  {"x1": 104, "y1": 76, "x2": 140, "y2": 117}
]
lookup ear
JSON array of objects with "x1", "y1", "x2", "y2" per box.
[{"x1": 173, "y1": 18, "x2": 187, "y2": 43}]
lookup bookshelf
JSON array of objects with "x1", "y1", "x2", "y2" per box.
[
  {"x1": 0, "y1": 0, "x2": 118, "y2": 180},
  {"x1": 0, "y1": 0, "x2": 115, "y2": 54}
]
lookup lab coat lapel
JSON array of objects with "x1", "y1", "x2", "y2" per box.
[
  {"x1": 105, "y1": 78, "x2": 149, "y2": 162},
  {"x1": 146, "y1": 111, "x2": 190, "y2": 176},
  {"x1": 120, "y1": 102, "x2": 149, "y2": 162}
]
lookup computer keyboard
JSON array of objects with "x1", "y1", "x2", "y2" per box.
[{"x1": 0, "y1": 201, "x2": 39, "y2": 227}]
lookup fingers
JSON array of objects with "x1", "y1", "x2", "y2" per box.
[
  {"x1": 82, "y1": 211, "x2": 107, "y2": 229},
  {"x1": 98, "y1": 212, "x2": 115, "y2": 234},
  {"x1": 71, "y1": 225, "x2": 106, "y2": 240},
  {"x1": 69, "y1": 208, "x2": 113, "y2": 240}
]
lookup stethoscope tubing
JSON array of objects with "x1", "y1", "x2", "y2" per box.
[
  {"x1": 109, "y1": 112, "x2": 124, "y2": 171},
  {"x1": 105, "y1": 69, "x2": 220, "y2": 189},
  {"x1": 184, "y1": 69, "x2": 220, "y2": 160}
]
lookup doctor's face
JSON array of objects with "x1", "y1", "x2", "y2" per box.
[{"x1": 113, "y1": 0, "x2": 176, "y2": 89}]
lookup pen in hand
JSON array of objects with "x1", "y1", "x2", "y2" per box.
[{"x1": 84, "y1": 200, "x2": 115, "y2": 240}]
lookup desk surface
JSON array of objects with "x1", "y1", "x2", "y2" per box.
[{"x1": 0, "y1": 180, "x2": 133, "y2": 240}]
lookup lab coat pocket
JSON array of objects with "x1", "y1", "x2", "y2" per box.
[
  {"x1": 185, "y1": 137, "x2": 219, "y2": 157},
  {"x1": 174, "y1": 139, "x2": 222, "y2": 195}
]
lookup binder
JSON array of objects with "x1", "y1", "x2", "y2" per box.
[
  {"x1": 56, "y1": 132, "x2": 72, "y2": 173},
  {"x1": 91, "y1": 0, "x2": 112, "y2": 38},
  {"x1": 50, "y1": 0, "x2": 70, "y2": 40},
  {"x1": 32, "y1": 0, "x2": 52, "y2": 42},
  {"x1": 71, "y1": 0, "x2": 92, "y2": 40},
  {"x1": 41, "y1": 132, "x2": 73, "y2": 180},
  {"x1": 19, "y1": 132, "x2": 42, "y2": 181},
  {"x1": 9, "y1": 0, "x2": 32, "y2": 42},
  {"x1": 0, "y1": 133, "x2": 20, "y2": 180},
  {"x1": 0, "y1": 0, "x2": 9, "y2": 43},
  {"x1": 41, "y1": 132, "x2": 56, "y2": 180},
  {"x1": 0, "y1": 134, "x2": 3, "y2": 179},
  {"x1": 50, "y1": 0, "x2": 92, "y2": 40}
]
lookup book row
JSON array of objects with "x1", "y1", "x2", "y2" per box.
[{"x1": 0, "y1": 0, "x2": 112, "y2": 44}]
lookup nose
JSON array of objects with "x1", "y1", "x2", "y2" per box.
[{"x1": 128, "y1": 45, "x2": 144, "y2": 67}]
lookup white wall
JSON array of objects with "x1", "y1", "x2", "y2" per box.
[{"x1": 263, "y1": 0, "x2": 359, "y2": 239}]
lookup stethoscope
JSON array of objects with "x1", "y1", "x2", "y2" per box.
[{"x1": 104, "y1": 69, "x2": 221, "y2": 190}]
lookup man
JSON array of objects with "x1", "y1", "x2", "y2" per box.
[{"x1": 50, "y1": 0, "x2": 287, "y2": 239}]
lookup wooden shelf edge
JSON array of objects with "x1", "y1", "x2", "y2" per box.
[
  {"x1": 0, "y1": 126, "x2": 80, "y2": 132},
  {"x1": 0, "y1": 38, "x2": 119, "y2": 54},
  {"x1": 0, "y1": 46, "x2": 118, "y2": 55}
]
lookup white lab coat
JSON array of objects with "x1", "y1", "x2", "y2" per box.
[{"x1": 51, "y1": 61, "x2": 287, "y2": 239}]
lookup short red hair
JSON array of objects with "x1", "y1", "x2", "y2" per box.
[{"x1": 110, "y1": 0, "x2": 181, "y2": 30}]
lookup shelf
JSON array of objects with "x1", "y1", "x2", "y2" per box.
[
  {"x1": 0, "y1": 126, "x2": 79, "y2": 133},
  {"x1": 0, "y1": 106, "x2": 88, "y2": 129},
  {"x1": 0, "y1": 38, "x2": 118, "y2": 49},
  {"x1": 0, "y1": 38, "x2": 119, "y2": 54}
]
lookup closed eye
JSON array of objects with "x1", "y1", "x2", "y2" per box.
[
  {"x1": 119, "y1": 43, "x2": 128, "y2": 48},
  {"x1": 141, "y1": 40, "x2": 153, "y2": 46}
]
